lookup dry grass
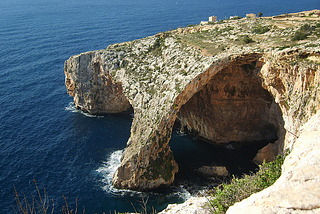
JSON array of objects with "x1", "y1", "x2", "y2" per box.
[
  {"x1": 12, "y1": 180, "x2": 84, "y2": 214},
  {"x1": 174, "y1": 17, "x2": 320, "y2": 56}
]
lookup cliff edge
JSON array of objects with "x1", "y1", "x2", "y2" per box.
[{"x1": 65, "y1": 13, "x2": 320, "y2": 211}]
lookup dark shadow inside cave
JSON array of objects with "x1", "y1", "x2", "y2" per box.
[
  {"x1": 168, "y1": 62, "x2": 284, "y2": 193},
  {"x1": 169, "y1": 130, "x2": 271, "y2": 193},
  {"x1": 176, "y1": 64, "x2": 279, "y2": 144}
]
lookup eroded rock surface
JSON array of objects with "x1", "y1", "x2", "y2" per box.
[
  {"x1": 159, "y1": 196, "x2": 212, "y2": 214},
  {"x1": 65, "y1": 52, "x2": 132, "y2": 114},
  {"x1": 65, "y1": 17, "x2": 320, "y2": 192},
  {"x1": 227, "y1": 112, "x2": 320, "y2": 214},
  {"x1": 177, "y1": 61, "x2": 277, "y2": 143}
]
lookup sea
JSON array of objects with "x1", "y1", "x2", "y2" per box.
[{"x1": 0, "y1": 0, "x2": 318, "y2": 213}]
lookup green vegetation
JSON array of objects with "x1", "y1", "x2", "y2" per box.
[
  {"x1": 291, "y1": 23, "x2": 320, "y2": 41},
  {"x1": 148, "y1": 37, "x2": 166, "y2": 56},
  {"x1": 241, "y1": 35, "x2": 254, "y2": 44},
  {"x1": 252, "y1": 24, "x2": 270, "y2": 34},
  {"x1": 208, "y1": 152, "x2": 289, "y2": 213},
  {"x1": 219, "y1": 25, "x2": 234, "y2": 33},
  {"x1": 177, "y1": 18, "x2": 320, "y2": 56},
  {"x1": 278, "y1": 45, "x2": 291, "y2": 50},
  {"x1": 292, "y1": 24, "x2": 312, "y2": 41}
]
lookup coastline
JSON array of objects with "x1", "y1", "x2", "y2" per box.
[{"x1": 64, "y1": 10, "x2": 320, "y2": 213}]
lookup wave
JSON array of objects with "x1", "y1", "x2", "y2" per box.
[
  {"x1": 65, "y1": 102, "x2": 104, "y2": 118},
  {"x1": 96, "y1": 149, "x2": 148, "y2": 197},
  {"x1": 95, "y1": 149, "x2": 128, "y2": 195},
  {"x1": 95, "y1": 149, "x2": 191, "y2": 203}
]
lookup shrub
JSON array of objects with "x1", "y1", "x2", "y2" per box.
[
  {"x1": 148, "y1": 37, "x2": 166, "y2": 56},
  {"x1": 252, "y1": 25, "x2": 270, "y2": 34},
  {"x1": 292, "y1": 31, "x2": 308, "y2": 41},
  {"x1": 208, "y1": 152, "x2": 288, "y2": 214},
  {"x1": 292, "y1": 24, "x2": 312, "y2": 41},
  {"x1": 241, "y1": 35, "x2": 254, "y2": 44},
  {"x1": 12, "y1": 180, "x2": 82, "y2": 214}
]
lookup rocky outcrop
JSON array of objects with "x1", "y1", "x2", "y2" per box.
[
  {"x1": 65, "y1": 51, "x2": 132, "y2": 114},
  {"x1": 227, "y1": 112, "x2": 320, "y2": 214},
  {"x1": 253, "y1": 142, "x2": 279, "y2": 164},
  {"x1": 65, "y1": 16, "x2": 320, "y2": 192},
  {"x1": 159, "y1": 196, "x2": 212, "y2": 214}
]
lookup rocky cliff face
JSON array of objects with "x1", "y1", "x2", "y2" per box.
[
  {"x1": 65, "y1": 51, "x2": 132, "y2": 114},
  {"x1": 227, "y1": 111, "x2": 320, "y2": 214},
  {"x1": 65, "y1": 17, "x2": 320, "y2": 192},
  {"x1": 177, "y1": 59, "x2": 278, "y2": 144}
]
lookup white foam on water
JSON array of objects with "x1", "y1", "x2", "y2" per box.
[
  {"x1": 65, "y1": 102, "x2": 103, "y2": 118},
  {"x1": 96, "y1": 149, "x2": 135, "y2": 195},
  {"x1": 96, "y1": 149, "x2": 192, "y2": 201}
]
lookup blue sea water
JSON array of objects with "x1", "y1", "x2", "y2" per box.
[{"x1": 0, "y1": 0, "x2": 318, "y2": 213}]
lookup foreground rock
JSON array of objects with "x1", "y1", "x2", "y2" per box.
[
  {"x1": 65, "y1": 15, "x2": 320, "y2": 191},
  {"x1": 159, "y1": 197, "x2": 212, "y2": 214},
  {"x1": 227, "y1": 112, "x2": 320, "y2": 214}
]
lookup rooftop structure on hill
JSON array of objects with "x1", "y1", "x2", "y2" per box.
[
  {"x1": 246, "y1": 13, "x2": 256, "y2": 18},
  {"x1": 209, "y1": 15, "x2": 217, "y2": 22}
]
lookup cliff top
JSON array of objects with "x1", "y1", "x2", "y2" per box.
[
  {"x1": 105, "y1": 10, "x2": 320, "y2": 67},
  {"x1": 171, "y1": 10, "x2": 320, "y2": 57}
]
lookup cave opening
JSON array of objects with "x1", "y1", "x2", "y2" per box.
[{"x1": 169, "y1": 62, "x2": 283, "y2": 193}]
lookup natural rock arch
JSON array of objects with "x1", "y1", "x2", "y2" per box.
[
  {"x1": 65, "y1": 41, "x2": 319, "y2": 191},
  {"x1": 163, "y1": 54, "x2": 285, "y2": 180},
  {"x1": 112, "y1": 53, "x2": 286, "y2": 190}
]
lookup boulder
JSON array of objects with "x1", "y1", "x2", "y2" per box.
[
  {"x1": 253, "y1": 142, "x2": 278, "y2": 165},
  {"x1": 197, "y1": 166, "x2": 229, "y2": 178}
]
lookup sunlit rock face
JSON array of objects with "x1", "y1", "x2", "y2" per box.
[
  {"x1": 64, "y1": 15, "x2": 320, "y2": 213},
  {"x1": 65, "y1": 29, "x2": 320, "y2": 191},
  {"x1": 177, "y1": 63, "x2": 277, "y2": 144},
  {"x1": 64, "y1": 52, "x2": 132, "y2": 114},
  {"x1": 227, "y1": 112, "x2": 320, "y2": 214}
]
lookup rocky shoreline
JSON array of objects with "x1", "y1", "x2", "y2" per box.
[{"x1": 65, "y1": 11, "x2": 320, "y2": 212}]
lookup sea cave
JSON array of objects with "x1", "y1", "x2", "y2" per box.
[{"x1": 168, "y1": 58, "x2": 285, "y2": 189}]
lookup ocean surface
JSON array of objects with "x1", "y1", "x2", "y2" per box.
[{"x1": 0, "y1": 0, "x2": 318, "y2": 213}]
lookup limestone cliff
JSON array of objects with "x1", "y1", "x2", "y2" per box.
[
  {"x1": 65, "y1": 16, "x2": 320, "y2": 193},
  {"x1": 227, "y1": 111, "x2": 320, "y2": 214},
  {"x1": 65, "y1": 51, "x2": 132, "y2": 114}
]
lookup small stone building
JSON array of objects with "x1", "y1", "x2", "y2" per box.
[
  {"x1": 209, "y1": 15, "x2": 217, "y2": 22},
  {"x1": 246, "y1": 13, "x2": 256, "y2": 18}
]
